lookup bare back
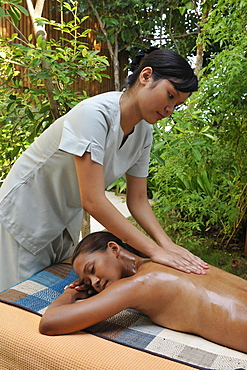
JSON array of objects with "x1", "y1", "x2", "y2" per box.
[{"x1": 130, "y1": 262, "x2": 247, "y2": 353}]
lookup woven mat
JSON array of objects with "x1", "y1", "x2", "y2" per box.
[{"x1": 0, "y1": 263, "x2": 246, "y2": 370}]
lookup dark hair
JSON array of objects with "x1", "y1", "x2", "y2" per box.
[
  {"x1": 127, "y1": 48, "x2": 198, "y2": 93},
  {"x1": 72, "y1": 231, "x2": 144, "y2": 264}
]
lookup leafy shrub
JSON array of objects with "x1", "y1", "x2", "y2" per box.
[
  {"x1": 148, "y1": 106, "x2": 243, "y2": 249},
  {"x1": 0, "y1": 0, "x2": 109, "y2": 182}
]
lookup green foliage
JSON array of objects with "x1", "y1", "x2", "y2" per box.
[
  {"x1": 149, "y1": 109, "x2": 237, "y2": 239},
  {"x1": 78, "y1": 0, "x2": 199, "y2": 58},
  {"x1": 0, "y1": 0, "x2": 109, "y2": 181},
  {"x1": 0, "y1": 83, "x2": 52, "y2": 181},
  {"x1": 197, "y1": 0, "x2": 247, "y2": 244},
  {"x1": 0, "y1": 0, "x2": 29, "y2": 25},
  {"x1": 106, "y1": 176, "x2": 126, "y2": 195},
  {"x1": 148, "y1": 0, "x2": 247, "y2": 252}
]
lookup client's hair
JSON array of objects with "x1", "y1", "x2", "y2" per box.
[{"x1": 72, "y1": 231, "x2": 144, "y2": 264}]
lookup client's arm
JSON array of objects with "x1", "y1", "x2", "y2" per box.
[{"x1": 39, "y1": 278, "x2": 139, "y2": 336}]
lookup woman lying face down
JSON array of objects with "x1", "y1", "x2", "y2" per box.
[{"x1": 39, "y1": 232, "x2": 247, "y2": 353}]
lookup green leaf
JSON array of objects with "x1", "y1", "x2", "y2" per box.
[
  {"x1": 108, "y1": 18, "x2": 119, "y2": 26},
  {"x1": 197, "y1": 170, "x2": 213, "y2": 196},
  {"x1": 39, "y1": 105, "x2": 50, "y2": 114},
  {"x1": 185, "y1": 1, "x2": 194, "y2": 10},
  {"x1": 26, "y1": 108, "x2": 34, "y2": 120},
  {"x1": 30, "y1": 58, "x2": 42, "y2": 67},
  {"x1": 192, "y1": 148, "x2": 201, "y2": 162},
  {"x1": 82, "y1": 48, "x2": 88, "y2": 57},
  {"x1": 100, "y1": 74, "x2": 110, "y2": 79},
  {"x1": 63, "y1": 2, "x2": 72, "y2": 12},
  {"x1": 36, "y1": 34, "x2": 46, "y2": 48},
  {"x1": 0, "y1": 8, "x2": 7, "y2": 17},
  {"x1": 6, "y1": 8, "x2": 19, "y2": 25},
  {"x1": 150, "y1": 152, "x2": 165, "y2": 166},
  {"x1": 15, "y1": 4, "x2": 29, "y2": 16},
  {"x1": 174, "y1": 126, "x2": 186, "y2": 133},
  {"x1": 178, "y1": 6, "x2": 186, "y2": 15},
  {"x1": 10, "y1": 145, "x2": 21, "y2": 159},
  {"x1": 10, "y1": 5, "x2": 21, "y2": 19}
]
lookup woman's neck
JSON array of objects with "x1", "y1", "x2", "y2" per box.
[
  {"x1": 120, "y1": 88, "x2": 142, "y2": 135},
  {"x1": 120, "y1": 249, "x2": 147, "y2": 277}
]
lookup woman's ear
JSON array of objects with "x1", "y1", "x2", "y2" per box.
[
  {"x1": 107, "y1": 241, "x2": 121, "y2": 257},
  {"x1": 139, "y1": 67, "x2": 153, "y2": 85}
]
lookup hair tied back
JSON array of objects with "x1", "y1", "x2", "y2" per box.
[{"x1": 130, "y1": 47, "x2": 160, "y2": 72}]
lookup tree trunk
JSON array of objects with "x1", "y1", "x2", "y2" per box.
[
  {"x1": 194, "y1": 10, "x2": 209, "y2": 76},
  {"x1": 195, "y1": 42, "x2": 204, "y2": 76},
  {"x1": 113, "y1": 33, "x2": 120, "y2": 91},
  {"x1": 81, "y1": 211, "x2": 91, "y2": 238},
  {"x1": 25, "y1": 0, "x2": 60, "y2": 120},
  {"x1": 244, "y1": 228, "x2": 247, "y2": 255}
]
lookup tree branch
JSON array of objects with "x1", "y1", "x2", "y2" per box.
[
  {"x1": 86, "y1": 0, "x2": 114, "y2": 61},
  {"x1": 4, "y1": 17, "x2": 29, "y2": 43},
  {"x1": 25, "y1": 0, "x2": 46, "y2": 38},
  {"x1": 86, "y1": 0, "x2": 120, "y2": 90},
  {"x1": 3, "y1": 59, "x2": 36, "y2": 73},
  {"x1": 144, "y1": 32, "x2": 198, "y2": 41}
]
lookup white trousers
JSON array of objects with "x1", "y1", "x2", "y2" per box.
[{"x1": 0, "y1": 224, "x2": 75, "y2": 292}]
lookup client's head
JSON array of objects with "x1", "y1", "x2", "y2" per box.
[{"x1": 72, "y1": 231, "x2": 138, "y2": 292}]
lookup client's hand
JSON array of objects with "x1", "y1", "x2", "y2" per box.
[
  {"x1": 64, "y1": 278, "x2": 86, "y2": 291},
  {"x1": 64, "y1": 279, "x2": 97, "y2": 296}
]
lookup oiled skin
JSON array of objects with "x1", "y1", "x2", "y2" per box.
[
  {"x1": 40, "y1": 256, "x2": 247, "y2": 353},
  {"x1": 134, "y1": 262, "x2": 247, "y2": 352}
]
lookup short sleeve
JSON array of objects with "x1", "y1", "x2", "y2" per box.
[
  {"x1": 126, "y1": 136, "x2": 152, "y2": 178},
  {"x1": 58, "y1": 101, "x2": 109, "y2": 166}
]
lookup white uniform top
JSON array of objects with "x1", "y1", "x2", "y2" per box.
[{"x1": 0, "y1": 92, "x2": 153, "y2": 255}]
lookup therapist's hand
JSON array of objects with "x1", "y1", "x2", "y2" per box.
[{"x1": 151, "y1": 242, "x2": 209, "y2": 275}]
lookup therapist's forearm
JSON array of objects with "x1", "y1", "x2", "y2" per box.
[
  {"x1": 74, "y1": 153, "x2": 161, "y2": 258},
  {"x1": 82, "y1": 194, "x2": 162, "y2": 257},
  {"x1": 126, "y1": 196, "x2": 174, "y2": 248}
]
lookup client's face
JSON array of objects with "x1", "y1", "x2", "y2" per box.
[{"x1": 73, "y1": 246, "x2": 123, "y2": 293}]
